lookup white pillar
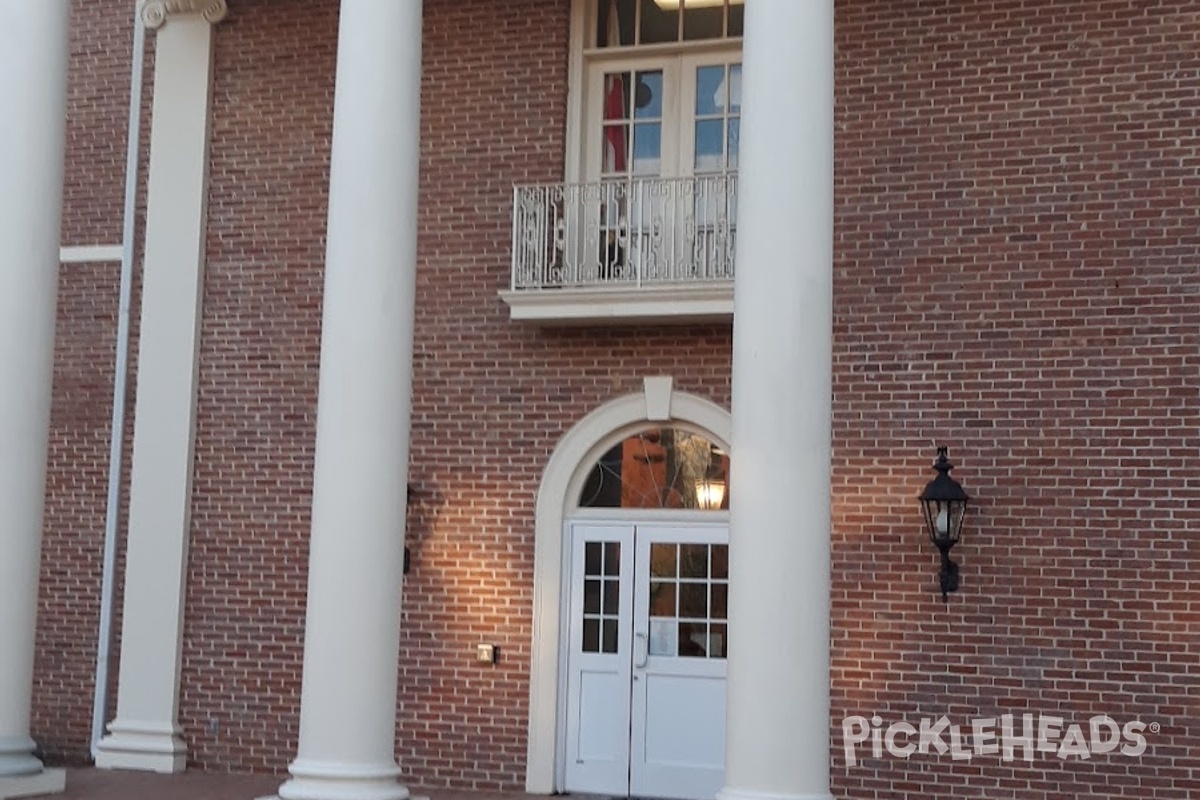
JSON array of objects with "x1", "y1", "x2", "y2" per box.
[
  {"x1": 720, "y1": 2, "x2": 835, "y2": 800},
  {"x1": 94, "y1": 0, "x2": 225, "y2": 774},
  {"x1": 270, "y1": 1, "x2": 422, "y2": 799},
  {"x1": 0, "y1": 3, "x2": 70, "y2": 799}
]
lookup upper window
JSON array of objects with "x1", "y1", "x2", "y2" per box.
[
  {"x1": 502, "y1": 0, "x2": 745, "y2": 313},
  {"x1": 578, "y1": 1, "x2": 743, "y2": 283},
  {"x1": 583, "y1": 0, "x2": 743, "y2": 184},
  {"x1": 594, "y1": 0, "x2": 744, "y2": 48}
]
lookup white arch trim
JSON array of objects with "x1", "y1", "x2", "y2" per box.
[{"x1": 524, "y1": 376, "x2": 732, "y2": 793}]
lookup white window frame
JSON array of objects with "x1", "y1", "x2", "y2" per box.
[
  {"x1": 678, "y1": 51, "x2": 742, "y2": 178},
  {"x1": 565, "y1": 0, "x2": 742, "y2": 187},
  {"x1": 583, "y1": 57, "x2": 682, "y2": 183}
]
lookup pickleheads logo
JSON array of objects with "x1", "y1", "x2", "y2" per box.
[{"x1": 842, "y1": 714, "x2": 1154, "y2": 767}]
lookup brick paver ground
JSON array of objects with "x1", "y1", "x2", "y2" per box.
[
  {"x1": 53, "y1": 768, "x2": 281, "y2": 799},
  {"x1": 45, "y1": 769, "x2": 543, "y2": 800}
]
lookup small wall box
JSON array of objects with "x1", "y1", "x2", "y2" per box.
[{"x1": 476, "y1": 643, "x2": 498, "y2": 664}]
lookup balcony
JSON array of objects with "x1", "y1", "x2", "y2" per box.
[{"x1": 501, "y1": 175, "x2": 737, "y2": 324}]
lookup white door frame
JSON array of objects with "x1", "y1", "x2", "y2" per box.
[
  {"x1": 525, "y1": 376, "x2": 732, "y2": 793},
  {"x1": 563, "y1": 522, "x2": 638, "y2": 796},
  {"x1": 562, "y1": 518, "x2": 730, "y2": 798}
]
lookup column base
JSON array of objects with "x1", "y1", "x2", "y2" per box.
[
  {"x1": 0, "y1": 736, "x2": 43, "y2": 779},
  {"x1": 0, "y1": 769, "x2": 66, "y2": 800},
  {"x1": 267, "y1": 759, "x2": 411, "y2": 800},
  {"x1": 260, "y1": 794, "x2": 426, "y2": 800},
  {"x1": 717, "y1": 788, "x2": 835, "y2": 800},
  {"x1": 259, "y1": 793, "x2": 426, "y2": 800},
  {"x1": 94, "y1": 719, "x2": 186, "y2": 773}
]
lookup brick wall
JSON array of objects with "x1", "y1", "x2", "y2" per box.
[
  {"x1": 35, "y1": 0, "x2": 1199, "y2": 796},
  {"x1": 184, "y1": 0, "x2": 732, "y2": 786},
  {"x1": 830, "y1": 1, "x2": 1200, "y2": 798}
]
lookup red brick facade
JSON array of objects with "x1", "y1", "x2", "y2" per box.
[{"x1": 34, "y1": 0, "x2": 1199, "y2": 797}]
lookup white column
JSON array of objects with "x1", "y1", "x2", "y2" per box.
[
  {"x1": 720, "y1": 2, "x2": 835, "y2": 800},
  {"x1": 270, "y1": 1, "x2": 422, "y2": 799},
  {"x1": 94, "y1": 0, "x2": 225, "y2": 774},
  {"x1": 0, "y1": 4, "x2": 70, "y2": 799}
]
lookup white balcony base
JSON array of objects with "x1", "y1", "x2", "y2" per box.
[
  {"x1": 94, "y1": 720, "x2": 186, "y2": 773},
  {"x1": 0, "y1": 769, "x2": 65, "y2": 800},
  {"x1": 500, "y1": 282, "x2": 733, "y2": 324}
]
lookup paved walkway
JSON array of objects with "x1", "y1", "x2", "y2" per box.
[
  {"x1": 48, "y1": 768, "x2": 541, "y2": 800},
  {"x1": 54, "y1": 768, "x2": 280, "y2": 800}
]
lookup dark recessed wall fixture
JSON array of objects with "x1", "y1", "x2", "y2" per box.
[
  {"x1": 918, "y1": 447, "x2": 970, "y2": 603},
  {"x1": 404, "y1": 482, "x2": 414, "y2": 574}
]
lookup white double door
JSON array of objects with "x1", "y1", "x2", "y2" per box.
[
  {"x1": 583, "y1": 54, "x2": 742, "y2": 282},
  {"x1": 564, "y1": 521, "x2": 728, "y2": 800}
]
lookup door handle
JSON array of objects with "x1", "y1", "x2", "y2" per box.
[{"x1": 634, "y1": 632, "x2": 649, "y2": 669}]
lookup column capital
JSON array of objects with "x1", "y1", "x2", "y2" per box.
[{"x1": 137, "y1": 0, "x2": 228, "y2": 30}]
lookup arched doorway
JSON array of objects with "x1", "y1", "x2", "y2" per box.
[{"x1": 525, "y1": 377, "x2": 732, "y2": 797}]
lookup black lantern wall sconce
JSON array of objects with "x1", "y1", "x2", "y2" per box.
[{"x1": 918, "y1": 447, "x2": 970, "y2": 602}]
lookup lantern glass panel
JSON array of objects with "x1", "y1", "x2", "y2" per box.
[{"x1": 923, "y1": 499, "x2": 967, "y2": 545}]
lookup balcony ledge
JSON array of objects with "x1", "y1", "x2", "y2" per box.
[{"x1": 499, "y1": 282, "x2": 733, "y2": 325}]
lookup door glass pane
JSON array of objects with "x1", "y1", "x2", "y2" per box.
[
  {"x1": 679, "y1": 582, "x2": 707, "y2": 617},
  {"x1": 649, "y1": 618, "x2": 677, "y2": 655},
  {"x1": 604, "y1": 72, "x2": 630, "y2": 123},
  {"x1": 585, "y1": 579, "x2": 601, "y2": 614},
  {"x1": 710, "y1": 582, "x2": 727, "y2": 619},
  {"x1": 710, "y1": 622, "x2": 727, "y2": 658},
  {"x1": 585, "y1": 542, "x2": 602, "y2": 575},
  {"x1": 603, "y1": 578, "x2": 621, "y2": 614},
  {"x1": 602, "y1": 619, "x2": 619, "y2": 653},
  {"x1": 583, "y1": 618, "x2": 600, "y2": 652},
  {"x1": 581, "y1": 539, "x2": 620, "y2": 654},
  {"x1": 695, "y1": 65, "x2": 725, "y2": 115},
  {"x1": 711, "y1": 544, "x2": 728, "y2": 579},
  {"x1": 602, "y1": 71, "x2": 630, "y2": 176},
  {"x1": 727, "y1": 65, "x2": 741, "y2": 171},
  {"x1": 604, "y1": 542, "x2": 621, "y2": 575},
  {"x1": 678, "y1": 621, "x2": 709, "y2": 657},
  {"x1": 680, "y1": 544, "x2": 709, "y2": 578},
  {"x1": 694, "y1": 120, "x2": 724, "y2": 173},
  {"x1": 633, "y1": 71, "x2": 663, "y2": 118},
  {"x1": 650, "y1": 581, "x2": 676, "y2": 616},
  {"x1": 602, "y1": 124, "x2": 630, "y2": 175},
  {"x1": 693, "y1": 64, "x2": 739, "y2": 176},
  {"x1": 642, "y1": 540, "x2": 728, "y2": 660},
  {"x1": 632, "y1": 122, "x2": 662, "y2": 176},
  {"x1": 650, "y1": 543, "x2": 677, "y2": 577}
]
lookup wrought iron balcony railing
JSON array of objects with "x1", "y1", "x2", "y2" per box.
[{"x1": 510, "y1": 175, "x2": 738, "y2": 292}]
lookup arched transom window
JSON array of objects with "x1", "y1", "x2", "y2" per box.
[{"x1": 579, "y1": 427, "x2": 729, "y2": 509}]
